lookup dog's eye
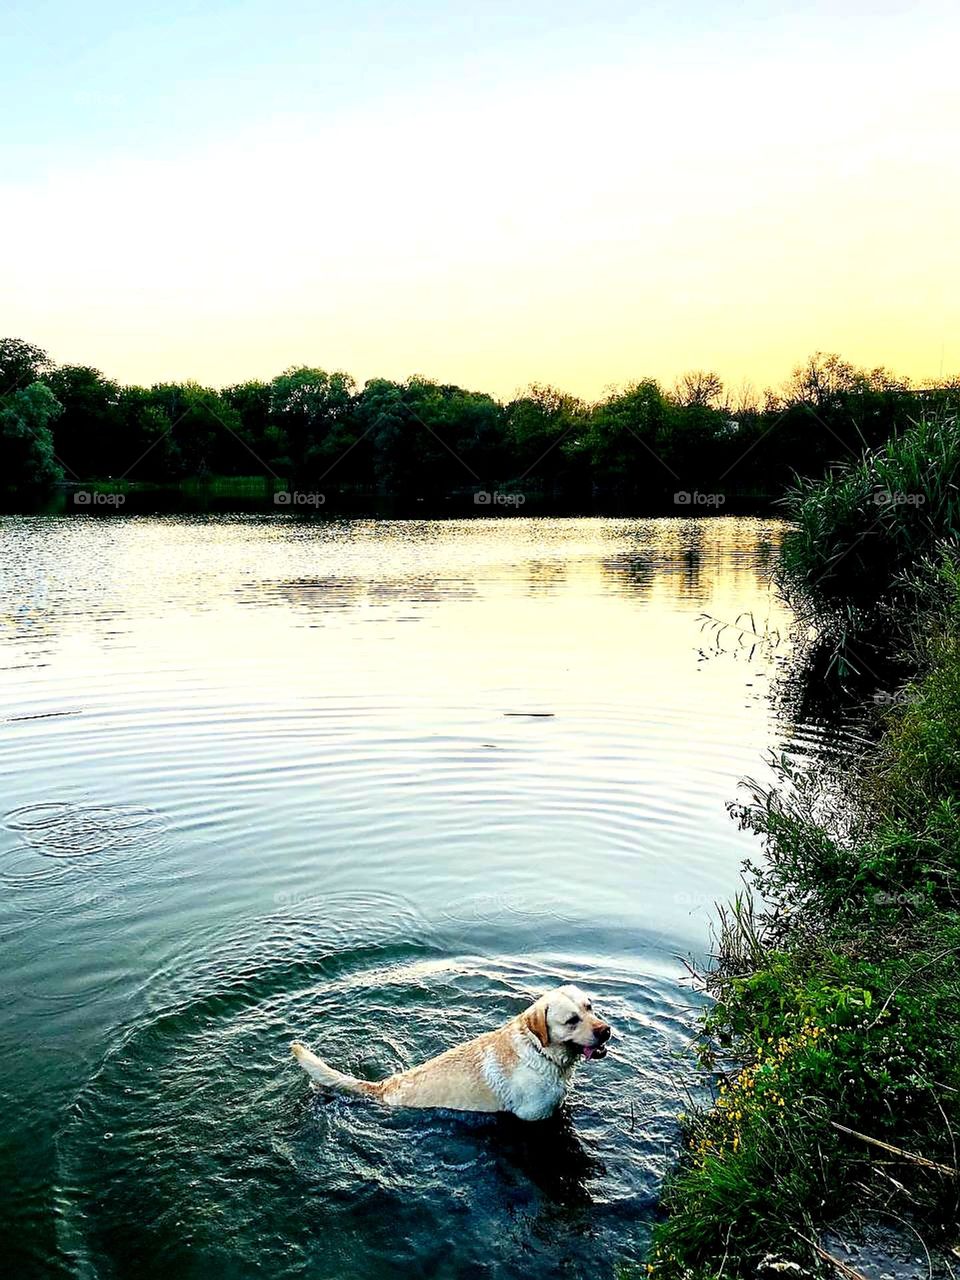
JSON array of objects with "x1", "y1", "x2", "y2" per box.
[{"x1": 565, "y1": 1014, "x2": 579, "y2": 1026}]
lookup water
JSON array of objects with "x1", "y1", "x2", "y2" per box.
[{"x1": 0, "y1": 514, "x2": 822, "y2": 1279}]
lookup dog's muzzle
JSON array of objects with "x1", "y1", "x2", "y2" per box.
[{"x1": 581, "y1": 1023, "x2": 611, "y2": 1061}]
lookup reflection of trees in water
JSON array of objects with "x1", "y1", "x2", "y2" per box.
[
  {"x1": 524, "y1": 560, "x2": 568, "y2": 594},
  {"x1": 678, "y1": 530, "x2": 704, "y2": 597},
  {"x1": 601, "y1": 552, "x2": 656, "y2": 600},
  {"x1": 754, "y1": 537, "x2": 776, "y2": 572},
  {"x1": 600, "y1": 518, "x2": 787, "y2": 605},
  {"x1": 701, "y1": 590, "x2": 899, "y2": 771},
  {"x1": 698, "y1": 610, "x2": 782, "y2": 664},
  {"x1": 238, "y1": 575, "x2": 479, "y2": 612},
  {"x1": 770, "y1": 625, "x2": 904, "y2": 759}
]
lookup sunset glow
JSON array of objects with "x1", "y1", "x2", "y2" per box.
[{"x1": 3, "y1": 0, "x2": 958, "y2": 397}]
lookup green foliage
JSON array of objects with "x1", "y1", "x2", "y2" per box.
[
  {"x1": 4, "y1": 336, "x2": 959, "y2": 507},
  {"x1": 0, "y1": 382, "x2": 64, "y2": 494},
  {"x1": 877, "y1": 572, "x2": 960, "y2": 820},
  {"x1": 780, "y1": 413, "x2": 960, "y2": 618},
  {"x1": 650, "y1": 529, "x2": 960, "y2": 1278},
  {"x1": 269, "y1": 366, "x2": 356, "y2": 483},
  {"x1": 0, "y1": 337, "x2": 54, "y2": 394},
  {"x1": 652, "y1": 936, "x2": 960, "y2": 1276},
  {"x1": 502, "y1": 383, "x2": 587, "y2": 499},
  {"x1": 45, "y1": 364, "x2": 120, "y2": 477}
]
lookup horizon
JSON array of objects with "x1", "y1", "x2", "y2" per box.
[
  {"x1": 3, "y1": 1, "x2": 958, "y2": 399},
  {"x1": 9, "y1": 334, "x2": 959, "y2": 405}
]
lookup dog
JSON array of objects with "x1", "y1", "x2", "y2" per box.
[{"x1": 290, "y1": 983, "x2": 611, "y2": 1121}]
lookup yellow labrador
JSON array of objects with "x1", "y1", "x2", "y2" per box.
[{"x1": 291, "y1": 984, "x2": 612, "y2": 1121}]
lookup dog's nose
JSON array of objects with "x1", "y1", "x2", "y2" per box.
[{"x1": 595, "y1": 1022, "x2": 611, "y2": 1043}]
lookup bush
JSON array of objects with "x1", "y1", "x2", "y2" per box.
[
  {"x1": 779, "y1": 413, "x2": 960, "y2": 622},
  {"x1": 650, "y1": 935, "x2": 960, "y2": 1277},
  {"x1": 648, "y1": 538, "x2": 960, "y2": 1278}
]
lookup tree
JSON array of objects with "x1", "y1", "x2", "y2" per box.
[
  {"x1": 269, "y1": 367, "x2": 357, "y2": 483},
  {"x1": 45, "y1": 364, "x2": 120, "y2": 477},
  {"x1": 436, "y1": 385, "x2": 506, "y2": 483},
  {"x1": 113, "y1": 387, "x2": 181, "y2": 481},
  {"x1": 785, "y1": 352, "x2": 861, "y2": 411},
  {"x1": 757, "y1": 353, "x2": 922, "y2": 482},
  {"x1": 504, "y1": 383, "x2": 587, "y2": 497},
  {"x1": 222, "y1": 380, "x2": 289, "y2": 475},
  {"x1": 580, "y1": 380, "x2": 672, "y2": 499},
  {"x1": 356, "y1": 378, "x2": 409, "y2": 494},
  {"x1": 141, "y1": 383, "x2": 251, "y2": 478},
  {"x1": 0, "y1": 383, "x2": 64, "y2": 495},
  {"x1": 674, "y1": 370, "x2": 724, "y2": 408},
  {"x1": 0, "y1": 338, "x2": 54, "y2": 395}
]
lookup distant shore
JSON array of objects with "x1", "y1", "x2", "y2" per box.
[
  {"x1": 3, "y1": 338, "x2": 959, "y2": 522},
  {"x1": 8, "y1": 476, "x2": 781, "y2": 518}
]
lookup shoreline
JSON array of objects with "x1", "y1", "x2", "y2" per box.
[
  {"x1": 5, "y1": 477, "x2": 781, "y2": 519},
  {"x1": 647, "y1": 412, "x2": 960, "y2": 1278}
]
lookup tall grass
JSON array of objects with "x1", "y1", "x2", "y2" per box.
[{"x1": 779, "y1": 413, "x2": 960, "y2": 626}]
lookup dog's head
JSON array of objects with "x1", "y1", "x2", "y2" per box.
[{"x1": 523, "y1": 984, "x2": 612, "y2": 1061}]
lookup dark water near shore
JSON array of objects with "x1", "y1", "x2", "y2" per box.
[{"x1": 0, "y1": 515, "x2": 834, "y2": 1278}]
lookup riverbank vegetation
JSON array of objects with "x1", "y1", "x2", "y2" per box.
[
  {"x1": 2, "y1": 336, "x2": 959, "y2": 509},
  {"x1": 649, "y1": 414, "x2": 960, "y2": 1277}
]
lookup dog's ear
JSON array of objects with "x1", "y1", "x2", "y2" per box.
[{"x1": 525, "y1": 999, "x2": 550, "y2": 1047}]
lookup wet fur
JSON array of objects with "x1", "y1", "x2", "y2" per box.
[{"x1": 291, "y1": 983, "x2": 611, "y2": 1121}]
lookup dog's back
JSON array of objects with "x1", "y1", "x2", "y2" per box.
[{"x1": 291, "y1": 984, "x2": 610, "y2": 1121}]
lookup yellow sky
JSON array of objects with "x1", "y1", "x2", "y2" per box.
[{"x1": 4, "y1": 6, "x2": 958, "y2": 400}]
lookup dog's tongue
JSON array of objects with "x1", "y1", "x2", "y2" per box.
[{"x1": 582, "y1": 1046, "x2": 595, "y2": 1060}]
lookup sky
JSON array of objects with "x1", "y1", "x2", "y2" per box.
[{"x1": 1, "y1": 0, "x2": 958, "y2": 400}]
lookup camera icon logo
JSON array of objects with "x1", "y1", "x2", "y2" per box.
[
  {"x1": 273, "y1": 491, "x2": 292, "y2": 505},
  {"x1": 74, "y1": 490, "x2": 92, "y2": 505},
  {"x1": 474, "y1": 491, "x2": 492, "y2": 505},
  {"x1": 673, "y1": 491, "x2": 692, "y2": 505}
]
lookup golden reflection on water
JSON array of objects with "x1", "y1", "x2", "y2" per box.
[{"x1": 0, "y1": 514, "x2": 809, "y2": 1280}]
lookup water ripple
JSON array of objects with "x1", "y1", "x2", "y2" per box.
[
  {"x1": 54, "y1": 936, "x2": 703, "y2": 1280},
  {"x1": 0, "y1": 514, "x2": 861, "y2": 1279},
  {"x1": 4, "y1": 802, "x2": 168, "y2": 861}
]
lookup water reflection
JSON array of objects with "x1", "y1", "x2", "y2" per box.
[
  {"x1": 1, "y1": 515, "x2": 786, "y2": 656},
  {"x1": 493, "y1": 1109, "x2": 603, "y2": 1207},
  {"x1": 242, "y1": 573, "x2": 480, "y2": 612},
  {"x1": 0, "y1": 513, "x2": 818, "y2": 1280}
]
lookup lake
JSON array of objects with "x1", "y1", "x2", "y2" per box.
[{"x1": 0, "y1": 514, "x2": 823, "y2": 1279}]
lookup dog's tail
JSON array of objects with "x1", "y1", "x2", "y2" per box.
[{"x1": 290, "y1": 1041, "x2": 382, "y2": 1097}]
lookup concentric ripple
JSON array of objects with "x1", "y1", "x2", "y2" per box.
[
  {"x1": 55, "y1": 934, "x2": 702, "y2": 1280},
  {"x1": 0, "y1": 514, "x2": 861, "y2": 1280},
  {"x1": 4, "y1": 801, "x2": 168, "y2": 861}
]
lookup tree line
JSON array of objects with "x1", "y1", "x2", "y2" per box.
[{"x1": 2, "y1": 336, "x2": 957, "y2": 508}]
